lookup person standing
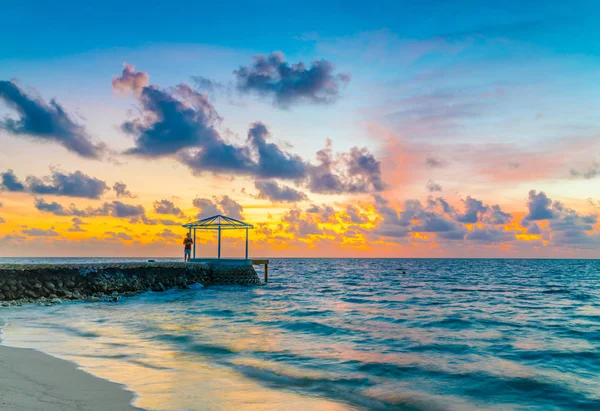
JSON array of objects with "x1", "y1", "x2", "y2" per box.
[{"x1": 183, "y1": 232, "x2": 193, "y2": 262}]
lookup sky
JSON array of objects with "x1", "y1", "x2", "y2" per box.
[{"x1": 1, "y1": 0, "x2": 599, "y2": 258}]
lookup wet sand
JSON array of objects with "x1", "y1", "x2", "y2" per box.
[{"x1": 0, "y1": 345, "x2": 140, "y2": 411}]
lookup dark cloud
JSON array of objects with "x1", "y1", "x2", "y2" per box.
[
  {"x1": 456, "y1": 196, "x2": 488, "y2": 223},
  {"x1": 508, "y1": 161, "x2": 521, "y2": 169},
  {"x1": 123, "y1": 84, "x2": 223, "y2": 157},
  {"x1": 0, "y1": 217, "x2": 4, "y2": 223},
  {"x1": 570, "y1": 161, "x2": 599, "y2": 180},
  {"x1": 112, "y1": 63, "x2": 149, "y2": 95},
  {"x1": 234, "y1": 51, "x2": 350, "y2": 108},
  {"x1": 26, "y1": 170, "x2": 108, "y2": 199},
  {"x1": 308, "y1": 140, "x2": 384, "y2": 194},
  {"x1": 465, "y1": 226, "x2": 514, "y2": 243},
  {"x1": 193, "y1": 196, "x2": 243, "y2": 220},
  {"x1": 426, "y1": 179, "x2": 442, "y2": 192},
  {"x1": 34, "y1": 198, "x2": 88, "y2": 217},
  {"x1": 254, "y1": 180, "x2": 308, "y2": 202},
  {"x1": 306, "y1": 204, "x2": 337, "y2": 223},
  {"x1": 526, "y1": 222, "x2": 542, "y2": 235},
  {"x1": 0, "y1": 80, "x2": 104, "y2": 158},
  {"x1": 22, "y1": 227, "x2": 59, "y2": 237},
  {"x1": 153, "y1": 199, "x2": 184, "y2": 217},
  {"x1": 34, "y1": 198, "x2": 146, "y2": 220},
  {"x1": 484, "y1": 205, "x2": 513, "y2": 225},
  {"x1": 106, "y1": 231, "x2": 133, "y2": 241},
  {"x1": 247, "y1": 122, "x2": 308, "y2": 179},
  {"x1": 343, "y1": 205, "x2": 369, "y2": 224},
  {"x1": 113, "y1": 182, "x2": 135, "y2": 198},
  {"x1": 1, "y1": 170, "x2": 26, "y2": 192},
  {"x1": 524, "y1": 190, "x2": 554, "y2": 221},
  {"x1": 425, "y1": 157, "x2": 446, "y2": 168}
]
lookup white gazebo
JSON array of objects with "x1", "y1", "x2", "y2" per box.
[{"x1": 182, "y1": 214, "x2": 254, "y2": 261}]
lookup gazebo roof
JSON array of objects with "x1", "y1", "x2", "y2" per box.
[{"x1": 182, "y1": 214, "x2": 254, "y2": 230}]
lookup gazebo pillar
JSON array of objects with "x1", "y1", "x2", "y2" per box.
[
  {"x1": 217, "y1": 225, "x2": 221, "y2": 259},
  {"x1": 193, "y1": 228, "x2": 196, "y2": 259},
  {"x1": 245, "y1": 227, "x2": 249, "y2": 260}
]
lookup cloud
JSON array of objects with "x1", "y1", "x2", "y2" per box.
[
  {"x1": 254, "y1": 180, "x2": 308, "y2": 202},
  {"x1": 570, "y1": 161, "x2": 599, "y2": 180},
  {"x1": 282, "y1": 208, "x2": 323, "y2": 236},
  {"x1": 193, "y1": 195, "x2": 243, "y2": 220},
  {"x1": 426, "y1": 179, "x2": 442, "y2": 192},
  {"x1": 456, "y1": 196, "x2": 488, "y2": 223},
  {"x1": 247, "y1": 122, "x2": 308, "y2": 179},
  {"x1": 484, "y1": 205, "x2": 513, "y2": 225},
  {"x1": 113, "y1": 182, "x2": 135, "y2": 198},
  {"x1": 34, "y1": 198, "x2": 146, "y2": 220},
  {"x1": 153, "y1": 199, "x2": 184, "y2": 217},
  {"x1": 1, "y1": 170, "x2": 26, "y2": 192},
  {"x1": 122, "y1": 84, "x2": 223, "y2": 157},
  {"x1": 34, "y1": 198, "x2": 89, "y2": 217},
  {"x1": 343, "y1": 205, "x2": 369, "y2": 224},
  {"x1": 112, "y1": 63, "x2": 149, "y2": 95},
  {"x1": 306, "y1": 204, "x2": 338, "y2": 223},
  {"x1": 524, "y1": 190, "x2": 554, "y2": 221},
  {"x1": 68, "y1": 217, "x2": 86, "y2": 232},
  {"x1": 22, "y1": 227, "x2": 59, "y2": 237},
  {"x1": 157, "y1": 228, "x2": 179, "y2": 241},
  {"x1": 191, "y1": 75, "x2": 227, "y2": 95},
  {"x1": 26, "y1": 170, "x2": 108, "y2": 199},
  {"x1": 308, "y1": 139, "x2": 384, "y2": 194},
  {"x1": 465, "y1": 226, "x2": 514, "y2": 243},
  {"x1": 0, "y1": 80, "x2": 104, "y2": 158},
  {"x1": 233, "y1": 51, "x2": 350, "y2": 108},
  {"x1": 425, "y1": 156, "x2": 446, "y2": 168}
]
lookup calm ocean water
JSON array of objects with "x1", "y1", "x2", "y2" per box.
[{"x1": 1, "y1": 258, "x2": 599, "y2": 410}]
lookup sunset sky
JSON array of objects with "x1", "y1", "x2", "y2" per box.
[{"x1": 1, "y1": 0, "x2": 599, "y2": 258}]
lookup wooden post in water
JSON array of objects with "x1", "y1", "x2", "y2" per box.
[
  {"x1": 193, "y1": 228, "x2": 197, "y2": 259},
  {"x1": 264, "y1": 263, "x2": 268, "y2": 283}
]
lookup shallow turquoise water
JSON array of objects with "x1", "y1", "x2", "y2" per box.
[{"x1": 1, "y1": 258, "x2": 600, "y2": 410}]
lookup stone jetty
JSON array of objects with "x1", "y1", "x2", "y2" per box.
[{"x1": 0, "y1": 262, "x2": 261, "y2": 305}]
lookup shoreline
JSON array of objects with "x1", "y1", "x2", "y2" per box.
[{"x1": 0, "y1": 342, "x2": 142, "y2": 411}]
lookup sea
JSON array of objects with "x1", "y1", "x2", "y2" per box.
[{"x1": 0, "y1": 258, "x2": 599, "y2": 410}]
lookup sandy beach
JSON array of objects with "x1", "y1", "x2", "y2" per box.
[{"x1": 0, "y1": 345, "x2": 140, "y2": 411}]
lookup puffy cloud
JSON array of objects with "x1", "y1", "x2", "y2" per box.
[
  {"x1": 308, "y1": 140, "x2": 384, "y2": 194},
  {"x1": 113, "y1": 182, "x2": 135, "y2": 198},
  {"x1": 484, "y1": 205, "x2": 513, "y2": 225},
  {"x1": 157, "y1": 228, "x2": 179, "y2": 241},
  {"x1": 254, "y1": 180, "x2": 308, "y2": 202},
  {"x1": 2, "y1": 169, "x2": 108, "y2": 199},
  {"x1": 524, "y1": 190, "x2": 554, "y2": 221},
  {"x1": 0, "y1": 80, "x2": 104, "y2": 158},
  {"x1": 426, "y1": 179, "x2": 442, "y2": 192},
  {"x1": 22, "y1": 227, "x2": 59, "y2": 237},
  {"x1": 97, "y1": 201, "x2": 146, "y2": 219},
  {"x1": 247, "y1": 122, "x2": 308, "y2": 179},
  {"x1": 153, "y1": 199, "x2": 184, "y2": 217},
  {"x1": 456, "y1": 196, "x2": 488, "y2": 223},
  {"x1": 1, "y1": 170, "x2": 26, "y2": 192},
  {"x1": 123, "y1": 84, "x2": 223, "y2": 157},
  {"x1": 233, "y1": 52, "x2": 350, "y2": 108},
  {"x1": 112, "y1": 63, "x2": 149, "y2": 95},
  {"x1": 193, "y1": 195, "x2": 243, "y2": 220},
  {"x1": 26, "y1": 170, "x2": 108, "y2": 199}
]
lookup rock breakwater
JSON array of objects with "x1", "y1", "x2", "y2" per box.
[{"x1": 0, "y1": 262, "x2": 261, "y2": 305}]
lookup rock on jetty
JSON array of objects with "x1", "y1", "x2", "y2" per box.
[{"x1": 0, "y1": 262, "x2": 261, "y2": 305}]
